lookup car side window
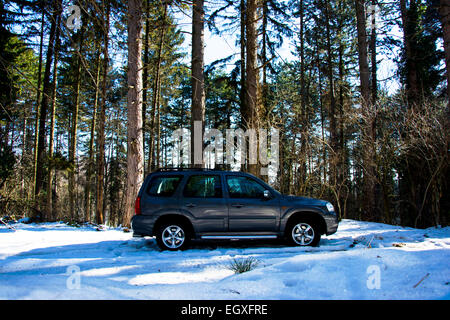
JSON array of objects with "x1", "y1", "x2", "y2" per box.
[
  {"x1": 146, "y1": 175, "x2": 182, "y2": 197},
  {"x1": 183, "y1": 175, "x2": 223, "y2": 198},
  {"x1": 226, "y1": 176, "x2": 266, "y2": 199}
]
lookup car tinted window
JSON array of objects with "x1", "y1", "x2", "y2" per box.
[
  {"x1": 146, "y1": 175, "x2": 182, "y2": 197},
  {"x1": 183, "y1": 175, "x2": 222, "y2": 198},
  {"x1": 226, "y1": 176, "x2": 265, "y2": 198}
]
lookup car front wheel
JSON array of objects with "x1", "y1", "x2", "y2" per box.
[{"x1": 287, "y1": 220, "x2": 321, "y2": 247}]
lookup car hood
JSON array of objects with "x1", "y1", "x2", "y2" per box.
[{"x1": 282, "y1": 195, "x2": 328, "y2": 207}]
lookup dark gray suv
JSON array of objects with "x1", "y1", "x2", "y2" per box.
[{"x1": 131, "y1": 168, "x2": 338, "y2": 250}]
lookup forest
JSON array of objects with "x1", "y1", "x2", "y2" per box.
[{"x1": 0, "y1": 0, "x2": 448, "y2": 229}]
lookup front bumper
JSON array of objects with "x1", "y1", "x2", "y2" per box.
[{"x1": 324, "y1": 214, "x2": 339, "y2": 235}]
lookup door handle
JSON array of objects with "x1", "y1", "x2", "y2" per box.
[
  {"x1": 231, "y1": 203, "x2": 244, "y2": 208},
  {"x1": 185, "y1": 203, "x2": 197, "y2": 208}
]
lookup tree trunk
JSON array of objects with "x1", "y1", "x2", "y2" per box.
[
  {"x1": 123, "y1": 0, "x2": 144, "y2": 227},
  {"x1": 85, "y1": 41, "x2": 101, "y2": 223},
  {"x1": 46, "y1": 8, "x2": 62, "y2": 221},
  {"x1": 337, "y1": 0, "x2": 347, "y2": 217},
  {"x1": 439, "y1": 0, "x2": 450, "y2": 106},
  {"x1": 315, "y1": 35, "x2": 326, "y2": 185},
  {"x1": 245, "y1": 0, "x2": 258, "y2": 176},
  {"x1": 35, "y1": 0, "x2": 62, "y2": 218},
  {"x1": 298, "y1": 0, "x2": 308, "y2": 187},
  {"x1": 400, "y1": 0, "x2": 420, "y2": 105},
  {"x1": 370, "y1": 0, "x2": 378, "y2": 104},
  {"x1": 191, "y1": 0, "x2": 206, "y2": 168},
  {"x1": 32, "y1": 8, "x2": 45, "y2": 203},
  {"x1": 323, "y1": 0, "x2": 337, "y2": 186},
  {"x1": 142, "y1": 0, "x2": 150, "y2": 174},
  {"x1": 69, "y1": 28, "x2": 84, "y2": 221},
  {"x1": 96, "y1": 1, "x2": 110, "y2": 226},
  {"x1": 356, "y1": 0, "x2": 376, "y2": 220},
  {"x1": 261, "y1": 0, "x2": 268, "y2": 122},
  {"x1": 355, "y1": 0, "x2": 371, "y2": 107},
  {"x1": 148, "y1": 2, "x2": 168, "y2": 172},
  {"x1": 240, "y1": 0, "x2": 246, "y2": 127}
]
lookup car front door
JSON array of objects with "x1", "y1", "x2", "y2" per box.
[
  {"x1": 225, "y1": 175, "x2": 280, "y2": 232},
  {"x1": 181, "y1": 174, "x2": 227, "y2": 233}
]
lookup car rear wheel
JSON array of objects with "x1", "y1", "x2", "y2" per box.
[
  {"x1": 156, "y1": 222, "x2": 190, "y2": 251},
  {"x1": 287, "y1": 220, "x2": 321, "y2": 247}
]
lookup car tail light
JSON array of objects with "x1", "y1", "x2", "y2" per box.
[{"x1": 134, "y1": 196, "x2": 141, "y2": 215}]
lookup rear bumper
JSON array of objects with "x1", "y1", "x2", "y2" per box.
[{"x1": 131, "y1": 215, "x2": 156, "y2": 237}]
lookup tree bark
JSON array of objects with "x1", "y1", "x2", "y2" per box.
[
  {"x1": 96, "y1": 1, "x2": 110, "y2": 225},
  {"x1": 240, "y1": 0, "x2": 246, "y2": 126},
  {"x1": 34, "y1": 0, "x2": 62, "y2": 217},
  {"x1": 370, "y1": 0, "x2": 377, "y2": 104},
  {"x1": 148, "y1": 1, "x2": 168, "y2": 172},
  {"x1": 142, "y1": 0, "x2": 150, "y2": 174},
  {"x1": 191, "y1": 0, "x2": 206, "y2": 168},
  {"x1": 123, "y1": 0, "x2": 144, "y2": 227},
  {"x1": 244, "y1": 0, "x2": 257, "y2": 129},
  {"x1": 356, "y1": 0, "x2": 376, "y2": 220},
  {"x1": 323, "y1": 0, "x2": 338, "y2": 187},
  {"x1": 400, "y1": 0, "x2": 420, "y2": 105},
  {"x1": 298, "y1": 0, "x2": 308, "y2": 187},
  {"x1": 439, "y1": 0, "x2": 450, "y2": 106},
  {"x1": 69, "y1": 27, "x2": 84, "y2": 221},
  {"x1": 85, "y1": 41, "x2": 101, "y2": 223},
  {"x1": 32, "y1": 8, "x2": 45, "y2": 203},
  {"x1": 261, "y1": 0, "x2": 268, "y2": 122},
  {"x1": 46, "y1": 6, "x2": 62, "y2": 221},
  {"x1": 245, "y1": 0, "x2": 258, "y2": 176},
  {"x1": 355, "y1": 0, "x2": 371, "y2": 107}
]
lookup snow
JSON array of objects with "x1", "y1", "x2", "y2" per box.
[{"x1": 0, "y1": 219, "x2": 449, "y2": 300}]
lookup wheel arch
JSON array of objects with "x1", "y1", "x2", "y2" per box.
[
  {"x1": 282, "y1": 210, "x2": 327, "y2": 236},
  {"x1": 153, "y1": 214, "x2": 195, "y2": 238}
]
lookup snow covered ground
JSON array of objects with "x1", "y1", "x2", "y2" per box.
[{"x1": 0, "y1": 219, "x2": 449, "y2": 300}]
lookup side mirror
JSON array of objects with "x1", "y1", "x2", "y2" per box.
[{"x1": 263, "y1": 190, "x2": 271, "y2": 200}]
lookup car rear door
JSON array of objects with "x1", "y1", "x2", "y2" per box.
[{"x1": 180, "y1": 174, "x2": 228, "y2": 233}]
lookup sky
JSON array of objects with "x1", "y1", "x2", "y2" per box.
[{"x1": 172, "y1": 2, "x2": 401, "y2": 95}]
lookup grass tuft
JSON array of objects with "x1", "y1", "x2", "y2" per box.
[{"x1": 227, "y1": 257, "x2": 259, "y2": 274}]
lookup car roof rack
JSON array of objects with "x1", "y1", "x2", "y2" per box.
[{"x1": 154, "y1": 167, "x2": 223, "y2": 172}]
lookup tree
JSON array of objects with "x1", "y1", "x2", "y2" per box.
[
  {"x1": 123, "y1": 0, "x2": 144, "y2": 227},
  {"x1": 68, "y1": 16, "x2": 85, "y2": 221},
  {"x1": 191, "y1": 0, "x2": 206, "y2": 168},
  {"x1": 46, "y1": 6, "x2": 62, "y2": 220},
  {"x1": 34, "y1": 0, "x2": 62, "y2": 219},
  {"x1": 147, "y1": 0, "x2": 170, "y2": 172},
  {"x1": 244, "y1": 0, "x2": 259, "y2": 176},
  {"x1": 96, "y1": 0, "x2": 111, "y2": 226},
  {"x1": 355, "y1": 0, "x2": 376, "y2": 220},
  {"x1": 439, "y1": 0, "x2": 450, "y2": 104}
]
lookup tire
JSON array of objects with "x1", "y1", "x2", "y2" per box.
[
  {"x1": 156, "y1": 222, "x2": 191, "y2": 251},
  {"x1": 287, "y1": 219, "x2": 321, "y2": 247}
]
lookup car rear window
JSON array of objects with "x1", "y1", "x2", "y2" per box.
[
  {"x1": 183, "y1": 175, "x2": 222, "y2": 198},
  {"x1": 146, "y1": 175, "x2": 183, "y2": 197}
]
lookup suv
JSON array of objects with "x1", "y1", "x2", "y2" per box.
[{"x1": 131, "y1": 168, "x2": 338, "y2": 250}]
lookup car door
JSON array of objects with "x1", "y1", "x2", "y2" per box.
[
  {"x1": 225, "y1": 175, "x2": 280, "y2": 232},
  {"x1": 180, "y1": 174, "x2": 228, "y2": 233},
  {"x1": 140, "y1": 174, "x2": 183, "y2": 216}
]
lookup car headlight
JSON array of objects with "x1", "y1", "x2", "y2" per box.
[{"x1": 326, "y1": 202, "x2": 335, "y2": 213}]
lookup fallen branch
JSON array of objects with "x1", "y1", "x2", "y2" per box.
[
  {"x1": 0, "y1": 218, "x2": 16, "y2": 231},
  {"x1": 366, "y1": 235, "x2": 375, "y2": 248},
  {"x1": 413, "y1": 273, "x2": 430, "y2": 288}
]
